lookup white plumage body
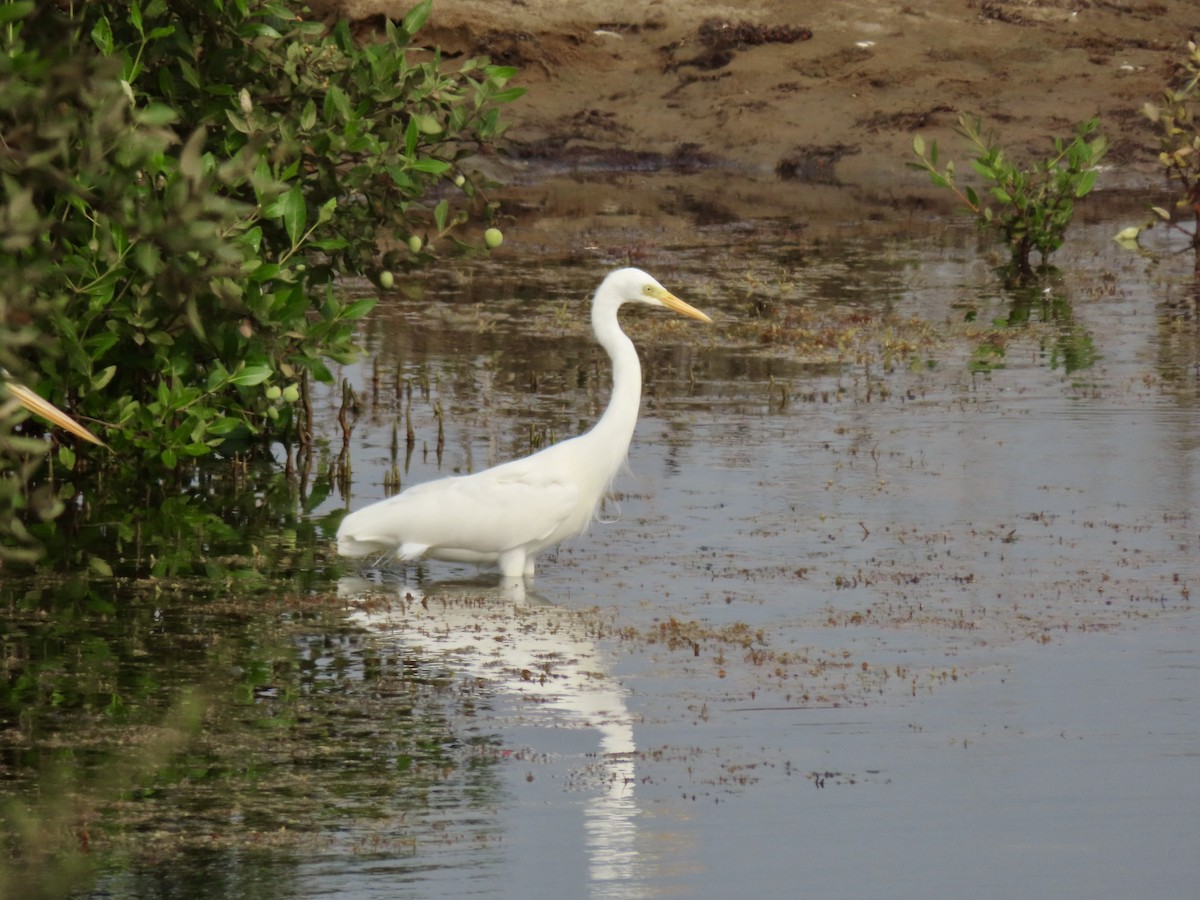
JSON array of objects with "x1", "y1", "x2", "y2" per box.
[{"x1": 336, "y1": 268, "x2": 711, "y2": 578}]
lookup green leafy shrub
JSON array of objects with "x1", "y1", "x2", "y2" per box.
[
  {"x1": 0, "y1": 403, "x2": 62, "y2": 564},
  {"x1": 911, "y1": 113, "x2": 1107, "y2": 280},
  {"x1": 0, "y1": 0, "x2": 522, "y2": 471},
  {"x1": 1139, "y1": 40, "x2": 1200, "y2": 252}
]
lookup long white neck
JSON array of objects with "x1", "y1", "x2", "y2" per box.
[{"x1": 586, "y1": 300, "x2": 642, "y2": 466}]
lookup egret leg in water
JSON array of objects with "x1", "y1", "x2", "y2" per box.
[{"x1": 336, "y1": 268, "x2": 712, "y2": 578}]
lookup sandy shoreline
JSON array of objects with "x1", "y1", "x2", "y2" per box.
[{"x1": 323, "y1": 0, "x2": 1200, "y2": 192}]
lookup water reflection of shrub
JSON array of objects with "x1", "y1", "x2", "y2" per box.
[
  {"x1": 964, "y1": 287, "x2": 1096, "y2": 375},
  {"x1": 0, "y1": 462, "x2": 505, "y2": 897}
]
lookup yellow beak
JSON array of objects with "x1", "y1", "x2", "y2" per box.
[
  {"x1": 3, "y1": 382, "x2": 107, "y2": 447},
  {"x1": 652, "y1": 288, "x2": 714, "y2": 324}
]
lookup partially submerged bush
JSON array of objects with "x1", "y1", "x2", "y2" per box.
[
  {"x1": 1, "y1": 0, "x2": 522, "y2": 470},
  {"x1": 1136, "y1": 40, "x2": 1200, "y2": 253},
  {"x1": 912, "y1": 113, "x2": 1107, "y2": 281}
]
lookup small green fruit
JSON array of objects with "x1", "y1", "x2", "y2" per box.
[
  {"x1": 265, "y1": 385, "x2": 282, "y2": 401},
  {"x1": 407, "y1": 235, "x2": 422, "y2": 253},
  {"x1": 379, "y1": 270, "x2": 395, "y2": 289},
  {"x1": 484, "y1": 227, "x2": 504, "y2": 249},
  {"x1": 453, "y1": 174, "x2": 466, "y2": 188},
  {"x1": 282, "y1": 384, "x2": 300, "y2": 403}
]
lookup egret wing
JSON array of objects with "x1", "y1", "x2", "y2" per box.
[{"x1": 337, "y1": 456, "x2": 581, "y2": 558}]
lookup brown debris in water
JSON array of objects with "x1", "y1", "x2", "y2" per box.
[
  {"x1": 698, "y1": 20, "x2": 814, "y2": 50},
  {"x1": 666, "y1": 19, "x2": 813, "y2": 72},
  {"x1": 775, "y1": 143, "x2": 861, "y2": 183}
]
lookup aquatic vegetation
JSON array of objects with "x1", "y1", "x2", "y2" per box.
[
  {"x1": 0, "y1": 583, "x2": 496, "y2": 898},
  {"x1": 0, "y1": 391, "x2": 59, "y2": 564},
  {"x1": 1, "y1": 0, "x2": 524, "y2": 559},
  {"x1": 0, "y1": 462, "x2": 496, "y2": 896},
  {"x1": 963, "y1": 285, "x2": 1098, "y2": 375},
  {"x1": 911, "y1": 114, "x2": 1107, "y2": 281},
  {"x1": 0, "y1": 0, "x2": 521, "y2": 470},
  {"x1": 1138, "y1": 40, "x2": 1200, "y2": 256}
]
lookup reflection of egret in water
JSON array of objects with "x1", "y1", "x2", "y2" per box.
[{"x1": 339, "y1": 573, "x2": 642, "y2": 894}]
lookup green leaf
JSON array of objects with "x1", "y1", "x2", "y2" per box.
[
  {"x1": 341, "y1": 297, "x2": 378, "y2": 320},
  {"x1": 970, "y1": 160, "x2": 995, "y2": 180},
  {"x1": 265, "y1": 186, "x2": 307, "y2": 246},
  {"x1": 402, "y1": 0, "x2": 432, "y2": 36},
  {"x1": 912, "y1": 135, "x2": 925, "y2": 157},
  {"x1": 242, "y1": 225, "x2": 264, "y2": 255},
  {"x1": 386, "y1": 165, "x2": 414, "y2": 189},
  {"x1": 88, "y1": 556, "x2": 114, "y2": 578},
  {"x1": 309, "y1": 238, "x2": 349, "y2": 251},
  {"x1": 92, "y1": 365, "x2": 117, "y2": 391},
  {"x1": 226, "y1": 109, "x2": 250, "y2": 134},
  {"x1": 206, "y1": 365, "x2": 229, "y2": 392},
  {"x1": 249, "y1": 23, "x2": 283, "y2": 39},
  {"x1": 434, "y1": 198, "x2": 448, "y2": 232},
  {"x1": 410, "y1": 158, "x2": 451, "y2": 174},
  {"x1": 405, "y1": 116, "x2": 419, "y2": 157},
  {"x1": 488, "y1": 87, "x2": 526, "y2": 104},
  {"x1": 0, "y1": 2, "x2": 34, "y2": 25},
  {"x1": 247, "y1": 262, "x2": 281, "y2": 283},
  {"x1": 301, "y1": 99, "x2": 317, "y2": 130},
  {"x1": 178, "y1": 57, "x2": 199, "y2": 88},
  {"x1": 91, "y1": 15, "x2": 114, "y2": 54},
  {"x1": 230, "y1": 364, "x2": 273, "y2": 387},
  {"x1": 303, "y1": 480, "x2": 332, "y2": 514},
  {"x1": 324, "y1": 83, "x2": 351, "y2": 122},
  {"x1": 1074, "y1": 169, "x2": 1097, "y2": 197},
  {"x1": 485, "y1": 65, "x2": 520, "y2": 83},
  {"x1": 412, "y1": 114, "x2": 443, "y2": 135},
  {"x1": 306, "y1": 358, "x2": 335, "y2": 383},
  {"x1": 206, "y1": 417, "x2": 242, "y2": 436}
]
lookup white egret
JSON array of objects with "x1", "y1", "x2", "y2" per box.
[
  {"x1": 2, "y1": 378, "x2": 107, "y2": 447},
  {"x1": 336, "y1": 267, "x2": 712, "y2": 577}
]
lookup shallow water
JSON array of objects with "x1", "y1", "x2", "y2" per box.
[
  {"x1": 295, "y1": 177, "x2": 1198, "y2": 898},
  {"x1": 5, "y1": 172, "x2": 1199, "y2": 898}
]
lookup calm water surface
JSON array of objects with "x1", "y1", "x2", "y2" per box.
[
  {"x1": 286, "y1": 178, "x2": 1198, "y2": 898},
  {"x1": 13, "y1": 172, "x2": 1200, "y2": 898}
]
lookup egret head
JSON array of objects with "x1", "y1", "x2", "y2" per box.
[{"x1": 601, "y1": 268, "x2": 713, "y2": 324}]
